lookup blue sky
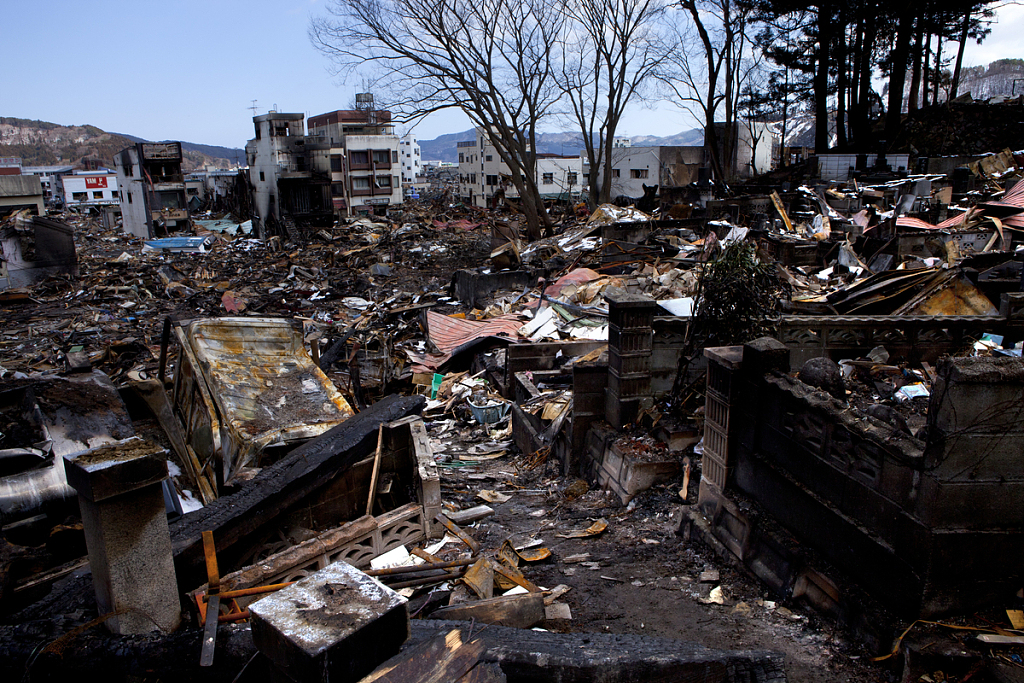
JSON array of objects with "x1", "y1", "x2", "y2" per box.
[{"x1": 3, "y1": 1, "x2": 1022, "y2": 150}]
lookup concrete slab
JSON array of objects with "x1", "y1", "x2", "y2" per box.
[{"x1": 249, "y1": 561, "x2": 409, "y2": 683}]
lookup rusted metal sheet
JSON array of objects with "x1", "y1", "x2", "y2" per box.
[{"x1": 171, "y1": 317, "x2": 354, "y2": 484}]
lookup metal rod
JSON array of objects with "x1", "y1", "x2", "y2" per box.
[
  {"x1": 365, "y1": 557, "x2": 476, "y2": 577},
  {"x1": 217, "y1": 582, "x2": 295, "y2": 600},
  {"x1": 388, "y1": 570, "x2": 467, "y2": 590}
]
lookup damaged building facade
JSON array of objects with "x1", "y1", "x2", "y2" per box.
[
  {"x1": 114, "y1": 142, "x2": 190, "y2": 239},
  {"x1": 245, "y1": 100, "x2": 402, "y2": 235}
]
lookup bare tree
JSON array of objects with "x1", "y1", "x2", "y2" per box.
[
  {"x1": 310, "y1": 0, "x2": 565, "y2": 239},
  {"x1": 658, "y1": 0, "x2": 758, "y2": 184},
  {"x1": 557, "y1": 0, "x2": 668, "y2": 209}
]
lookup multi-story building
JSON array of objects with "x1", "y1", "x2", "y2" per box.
[
  {"x1": 22, "y1": 165, "x2": 75, "y2": 207},
  {"x1": 245, "y1": 112, "x2": 333, "y2": 236},
  {"x1": 114, "y1": 142, "x2": 189, "y2": 239},
  {"x1": 62, "y1": 171, "x2": 119, "y2": 208},
  {"x1": 399, "y1": 133, "x2": 421, "y2": 187},
  {"x1": 307, "y1": 100, "x2": 402, "y2": 217},
  {"x1": 244, "y1": 99, "x2": 402, "y2": 228},
  {"x1": 459, "y1": 129, "x2": 583, "y2": 209}
]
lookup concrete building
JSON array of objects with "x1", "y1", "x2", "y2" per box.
[
  {"x1": 583, "y1": 146, "x2": 705, "y2": 203},
  {"x1": 63, "y1": 172, "x2": 119, "y2": 209},
  {"x1": 244, "y1": 101, "x2": 401, "y2": 230},
  {"x1": 246, "y1": 112, "x2": 333, "y2": 235},
  {"x1": 0, "y1": 175, "x2": 45, "y2": 216},
  {"x1": 399, "y1": 133, "x2": 421, "y2": 186},
  {"x1": 459, "y1": 129, "x2": 582, "y2": 209},
  {"x1": 710, "y1": 121, "x2": 778, "y2": 179},
  {"x1": 114, "y1": 142, "x2": 189, "y2": 239},
  {"x1": 308, "y1": 102, "x2": 402, "y2": 217},
  {"x1": 23, "y1": 165, "x2": 75, "y2": 207}
]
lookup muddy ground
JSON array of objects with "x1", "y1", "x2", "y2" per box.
[{"x1": 431, "y1": 422, "x2": 890, "y2": 683}]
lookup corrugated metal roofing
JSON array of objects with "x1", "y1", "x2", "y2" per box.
[{"x1": 426, "y1": 310, "x2": 522, "y2": 355}]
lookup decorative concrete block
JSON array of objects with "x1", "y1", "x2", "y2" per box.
[{"x1": 250, "y1": 561, "x2": 409, "y2": 683}]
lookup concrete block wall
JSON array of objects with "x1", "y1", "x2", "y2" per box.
[{"x1": 706, "y1": 339, "x2": 1024, "y2": 617}]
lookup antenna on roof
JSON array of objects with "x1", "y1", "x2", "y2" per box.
[{"x1": 249, "y1": 100, "x2": 258, "y2": 116}]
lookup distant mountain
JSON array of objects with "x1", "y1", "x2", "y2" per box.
[
  {"x1": 0, "y1": 117, "x2": 240, "y2": 171},
  {"x1": 418, "y1": 127, "x2": 706, "y2": 162}
]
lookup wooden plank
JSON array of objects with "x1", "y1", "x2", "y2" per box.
[
  {"x1": 360, "y1": 629, "x2": 484, "y2": 683},
  {"x1": 130, "y1": 379, "x2": 216, "y2": 504},
  {"x1": 366, "y1": 425, "x2": 385, "y2": 516},
  {"x1": 436, "y1": 514, "x2": 481, "y2": 554},
  {"x1": 447, "y1": 505, "x2": 495, "y2": 525},
  {"x1": 429, "y1": 593, "x2": 545, "y2": 629}
]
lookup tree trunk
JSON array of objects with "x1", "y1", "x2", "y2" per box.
[
  {"x1": 853, "y1": 8, "x2": 876, "y2": 148},
  {"x1": 814, "y1": 4, "x2": 833, "y2": 152},
  {"x1": 949, "y1": 9, "x2": 971, "y2": 99},
  {"x1": 933, "y1": 38, "x2": 943, "y2": 105},
  {"x1": 836, "y1": 23, "x2": 848, "y2": 150},
  {"x1": 921, "y1": 31, "x2": 932, "y2": 108},
  {"x1": 884, "y1": 8, "x2": 915, "y2": 143},
  {"x1": 908, "y1": 26, "x2": 923, "y2": 112}
]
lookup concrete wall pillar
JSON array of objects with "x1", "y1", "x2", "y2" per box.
[{"x1": 65, "y1": 437, "x2": 181, "y2": 634}]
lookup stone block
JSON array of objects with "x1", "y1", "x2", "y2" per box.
[
  {"x1": 64, "y1": 436, "x2": 168, "y2": 503},
  {"x1": 742, "y1": 337, "x2": 791, "y2": 376},
  {"x1": 250, "y1": 561, "x2": 409, "y2": 683}
]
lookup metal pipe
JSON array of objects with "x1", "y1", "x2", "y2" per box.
[
  {"x1": 388, "y1": 570, "x2": 467, "y2": 590},
  {"x1": 364, "y1": 557, "x2": 476, "y2": 577}
]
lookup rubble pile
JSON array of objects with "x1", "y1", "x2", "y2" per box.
[{"x1": 2, "y1": 146, "x2": 1024, "y2": 682}]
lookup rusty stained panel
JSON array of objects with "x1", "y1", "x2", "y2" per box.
[
  {"x1": 898, "y1": 276, "x2": 998, "y2": 316},
  {"x1": 182, "y1": 317, "x2": 354, "y2": 482}
]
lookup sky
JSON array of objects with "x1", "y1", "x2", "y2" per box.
[{"x1": 2, "y1": 1, "x2": 1023, "y2": 151}]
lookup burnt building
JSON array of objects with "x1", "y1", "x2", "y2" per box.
[{"x1": 114, "y1": 142, "x2": 189, "y2": 239}]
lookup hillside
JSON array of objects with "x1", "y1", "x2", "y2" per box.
[
  {"x1": 418, "y1": 127, "x2": 706, "y2": 163},
  {"x1": 0, "y1": 117, "x2": 239, "y2": 171}
]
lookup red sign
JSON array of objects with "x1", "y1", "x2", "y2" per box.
[{"x1": 85, "y1": 176, "x2": 108, "y2": 189}]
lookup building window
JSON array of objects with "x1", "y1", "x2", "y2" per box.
[
  {"x1": 331, "y1": 183, "x2": 345, "y2": 196},
  {"x1": 542, "y1": 173, "x2": 554, "y2": 184},
  {"x1": 486, "y1": 155, "x2": 492, "y2": 162},
  {"x1": 372, "y1": 150, "x2": 390, "y2": 164},
  {"x1": 353, "y1": 177, "x2": 370, "y2": 189},
  {"x1": 459, "y1": 153, "x2": 465, "y2": 164},
  {"x1": 375, "y1": 175, "x2": 391, "y2": 187},
  {"x1": 630, "y1": 169, "x2": 649, "y2": 178},
  {"x1": 127, "y1": 192, "x2": 132, "y2": 204},
  {"x1": 187, "y1": 188, "x2": 199, "y2": 196},
  {"x1": 72, "y1": 192, "x2": 87, "y2": 201},
  {"x1": 567, "y1": 172, "x2": 577, "y2": 185},
  {"x1": 331, "y1": 155, "x2": 343, "y2": 172},
  {"x1": 351, "y1": 151, "x2": 369, "y2": 165},
  {"x1": 93, "y1": 191, "x2": 103, "y2": 199},
  {"x1": 255, "y1": 123, "x2": 261, "y2": 140},
  {"x1": 259, "y1": 171, "x2": 265, "y2": 181},
  {"x1": 392, "y1": 151, "x2": 398, "y2": 163},
  {"x1": 470, "y1": 173, "x2": 476, "y2": 184},
  {"x1": 486, "y1": 175, "x2": 498, "y2": 186},
  {"x1": 612, "y1": 169, "x2": 621, "y2": 177},
  {"x1": 406, "y1": 153, "x2": 411, "y2": 158},
  {"x1": 394, "y1": 175, "x2": 400, "y2": 188}
]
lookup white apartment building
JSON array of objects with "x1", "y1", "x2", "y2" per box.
[
  {"x1": 459, "y1": 129, "x2": 582, "y2": 209},
  {"x1": 399, "y1": 133, "x2": 421, "y2": 185}
]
